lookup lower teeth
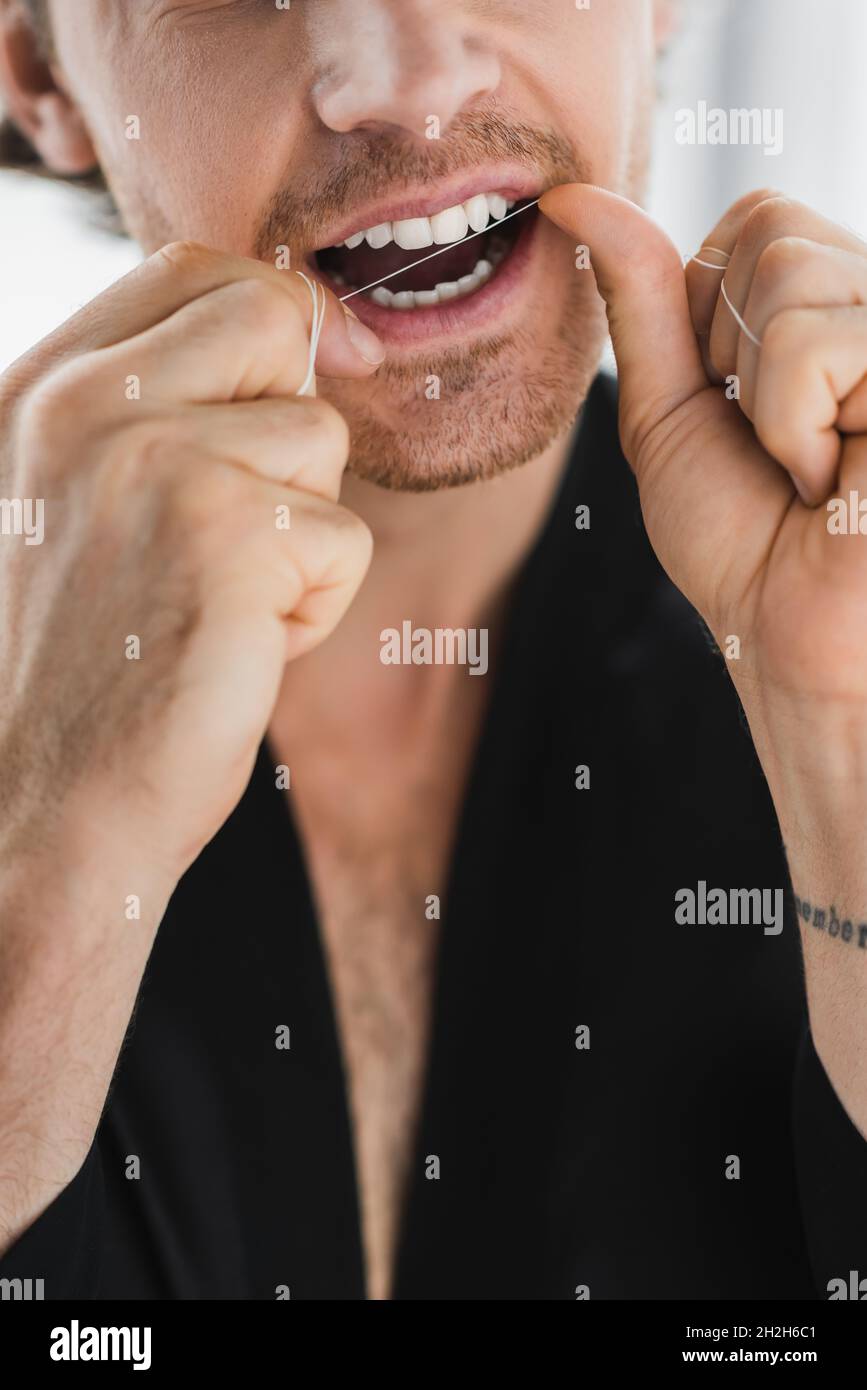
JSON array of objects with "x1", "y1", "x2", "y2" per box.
[{"x1": 362, "y1": 239, "x2": 509, "y2": 310}]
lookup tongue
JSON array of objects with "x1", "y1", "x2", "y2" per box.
[{"x1": 322, "y1": 233, "x2": 486, "y2": 293}]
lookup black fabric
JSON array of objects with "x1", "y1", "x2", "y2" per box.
[
  {"x1": 2, "y1": 374, "x2": 865, "y2": 1300},
  {"x1": 793, "y1": 1029, "x2": 867, "y2": 1296}
]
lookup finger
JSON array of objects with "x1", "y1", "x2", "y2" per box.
[
  {"x1": 736, "y1": 241, "x2": 867, "y2": 420},
  {"x1": 215, "y1": 486, "x2": 373, "y2": 663},
  {"x1": 838, "y1": 378, "x2": 867, "y2": 434},
  {"x1": 171, "y1": 395, "x2": 350, "y2": 500},
  {"x1": 835, "y1": 435, "x2": 867, "y2": 523},
  {"x1": 710, "y1": 197, "x2": 867, "y2": 380},
  {"x1": 279, "y1": 497, "x2": 373, "y2": 651},
  {"x1": 539, "y1": 184, "x2": 708, "y2": 472},
  {"x1": 686, "y1": 189, "x2": 783, "y2": 348},
  {"x1": 13, "y1": 242, "x2": 384, "y2": 386},
  {"x1": 754, "y1": 305, "x2": 867, "y2": 503},
  {"x1": 103, "y1": 277, "x2": 320, "y2": 402}
]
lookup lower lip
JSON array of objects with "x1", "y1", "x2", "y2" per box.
[{"x1": 313, "y1": 212, "x2": 541, "y2": 347}]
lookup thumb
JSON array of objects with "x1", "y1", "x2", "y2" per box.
[
  {"x1": 540, "y1": 184, "x2": 708, "y2": 461},
  {"x1": 293, "y1": 275, "x2": 387, "y2": 380}
]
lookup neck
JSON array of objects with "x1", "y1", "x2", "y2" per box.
[{"x1": 270, "y1": 428, "x2": 574, "y2": 738}]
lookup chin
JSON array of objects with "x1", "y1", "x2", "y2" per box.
[{"x1": 323, "y1": 289, "x2": 607, "y2": 492}]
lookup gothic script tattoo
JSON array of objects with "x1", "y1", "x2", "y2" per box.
[{"x1": 793, "y1": 895, "x2": 867, "y2": 951}]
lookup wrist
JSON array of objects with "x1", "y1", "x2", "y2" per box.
[
  {"x1": 0, "y1": 783, "x2": 179, "y2": 947},
  {"x1": 733, "y1": 677, "x2": 867, "y2": 834}
]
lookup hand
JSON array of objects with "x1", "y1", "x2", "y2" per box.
[
  {"x1": 540, "y1": 186, "x2": 867, "y2": 742},
  {"x1": 0, "y1": 244, "x2": 384, "y2": 881},
  {"x1": 541, "y1": 186, "x2": 867, "y2": 1126}
]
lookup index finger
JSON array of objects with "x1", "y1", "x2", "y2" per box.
[{"x1": 9, "y1": 242, "x2": 384, "y2": 385}]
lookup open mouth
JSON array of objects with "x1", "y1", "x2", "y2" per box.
[{"x1": 312, "y1": 190, "x2": 540, "y2": 313}]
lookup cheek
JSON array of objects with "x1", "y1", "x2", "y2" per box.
[
  {"x1": 507, "y1": 0, "x2": 656, "y2": 191},
  {"x1": 70, "y1": 34, "x2": 307, "y2": 254}
]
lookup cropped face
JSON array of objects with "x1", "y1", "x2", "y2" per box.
[{"x1": 17, "y1": 0, "x2": 669, "y2": 488}]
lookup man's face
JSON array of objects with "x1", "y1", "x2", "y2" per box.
[{"x1": 47, "y1": 0, "x2": 664, "y2": 490}]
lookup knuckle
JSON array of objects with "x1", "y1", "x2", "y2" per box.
[
  {"x1": 16, "y1": 360, "x2": 96, "y2": 463},
  {"x1": 225, "y1": 277, "x2": 297, "y2": 335},
  {"x1": 730, "y1": 187, "x2": 785, "y2": 221},
  {"x1": 171, "y1": 461, "x2": 251, "y2": 533},
  {"x1": 752, "y1": 236, "x2": 815, "y2": 296},
  {"x1": 299, "y1": 397, "x2": 350, "y2": 461},
  {"x1": 155, "y1": 240, "x2": 219, "y2": 276},
  {"x1": 332, "y1": 502, "x2": 373, "y2": 564},
  {"x1": 741, "y1": 195, "x2": 797, "y2": 247},
  {"x1": 85, "y1": 417, "x2": 195, "y2": 528},
  {"x1": 754, "y1": 409, "x2": 794, "y2": 465},
  {"x1": 761, "y1": 305, "x2": 813, "y2": 360},
  {"x1": 102, "y1": 416, "x2": 178, "y2": 481}
]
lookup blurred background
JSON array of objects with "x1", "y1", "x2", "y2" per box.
[{"x1": 0, "y1": 0, "x2": 864, "y2": 372}]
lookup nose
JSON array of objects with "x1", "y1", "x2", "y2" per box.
[{"x1": 309, "y1": 0, "x2": 501, "y2": 138}]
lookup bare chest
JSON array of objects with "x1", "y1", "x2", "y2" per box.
[{"x1": 288, "y1": 767, "x2": 457, "y2": 1300}]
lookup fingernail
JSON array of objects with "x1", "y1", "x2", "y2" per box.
[
  {"x1": 342, "y1": 306, "x2": 386, "y2": 365},
  {"x1": 791, "y1": 475, "x2": 813, "y2": 506}
]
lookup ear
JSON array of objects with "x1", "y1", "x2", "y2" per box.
[
  {"x1": 0, "y1": 4, "x2": 97, "y2": 173},
  {"x1": 653, "y1": 0, "x2": 680, "y2": 52}
]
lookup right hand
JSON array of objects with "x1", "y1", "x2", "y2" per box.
[{"x1": 0, "y1": 243, "x2": 384, "y2": 882}]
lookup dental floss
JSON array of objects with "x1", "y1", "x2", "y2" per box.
[
  {"x1": 294, "y1": 270, "x2": 326, "y2": 396},
  {"x1": 338, "y1": 199, "x2": 542, "y2": 302},
  {"x1": 720, "y1": 277, "x2": 762, "y2": 348},
  {"x1": 688, "y1": 245, "x2": 731, "y2": 271},
  {"x1": 300, "y1": 213, "x2": 763, "y2": 374},
  {"x1": 293, "y1": 204, "x2": 540, "y2": 384},
  {"x1": 689, "y1": 247, "x2": 763, "y2": 346}
]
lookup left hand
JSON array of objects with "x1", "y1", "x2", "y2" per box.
[
  {"x1": 540, "y1": 186, "x2": 867, "y2": 741},
  {"x1": 541, "y1": 186, "x2": 867, "y2": 1127}
]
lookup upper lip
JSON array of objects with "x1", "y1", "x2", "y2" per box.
[{"x1": 312, "y1": 166, "x2": 543, "y2": 252}]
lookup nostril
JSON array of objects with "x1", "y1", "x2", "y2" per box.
[{"x1": 313, "y1": 46, "x2": 500, "y2": 137}]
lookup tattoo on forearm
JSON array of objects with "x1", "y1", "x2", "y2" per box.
[{"x1": 793, "y1": 894, "x2": 867, "y2": 950}]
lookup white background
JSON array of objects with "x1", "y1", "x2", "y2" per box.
[{"x1": 0, "y1": 0, "x2": 864, "y2": 372}]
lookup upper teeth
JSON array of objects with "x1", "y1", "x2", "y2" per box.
[{"x1": 336, "y1": 192, "x2": 515, "y2": 251}]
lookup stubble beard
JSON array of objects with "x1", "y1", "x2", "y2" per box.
[{"x1": 327, "y1": 288, "x2": 609, "y2": 493}]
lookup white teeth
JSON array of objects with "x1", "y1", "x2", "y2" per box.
[
  {"x1": 463, "y1": 194, "x2": 490, "y2": 233},
  {"x1": 365, "y1": 222, "x2": 393, "y2": 249},
  {"x1": 365, "y1": 255, "x2": 495, "y2": 311},
  {"x1": 335, "y1": 191, "x2": 525, "y2": 307},
  {"x1": 430, "y1": 204, "x2": 469, "y2": 244},
  {"x1": 393, "y1": 217, "x2": 434, "y2": 251},
  {"x1": 340, "y1": 191, "x2": 520, "y2": 252}
]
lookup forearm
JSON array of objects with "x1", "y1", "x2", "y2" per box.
[
  {"x1": 743, "y1": 689, "x2": 867, "y2": 1139},
  {"x1": 0, "y1": 804, "x2": 175, "y2": 1255}
]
